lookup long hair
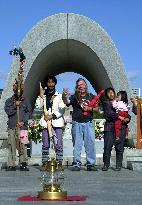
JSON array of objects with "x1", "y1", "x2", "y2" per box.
[
  {"x1": 74, "y1": 78, "x2": 90, "y2": 102},
  {"x1": 105, "y1": 87, "x2": 115, "y2": 99},
  {"x1": 117, "y1": 90, "x2": 128, "y2": 104}
]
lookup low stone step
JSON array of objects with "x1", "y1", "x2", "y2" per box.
[{"x1": 127, "y1": 161, "x2": 142, "y2": 171}]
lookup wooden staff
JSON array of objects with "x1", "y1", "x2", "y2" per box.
[
  {"x1": 44, "y1": 94, "x2": 57, "y2": 139},
  {"x1": 40, "y1": 83, "x2": 54, "y2": 139},
  {"x1": 43, "y1": 94, "x2": 56, "y2": 158},
  {"x1": 10, "y1": 47, "x2": 26, "y2": 155},
  {"x1": 16, "y1": 60, "x2": 24, "y2": 156},
  {"x1": 17, "y1": 104, "x2": 24, "y2": 156},
  {"x1": 43, "y1": 99, "x2": 53, "y2": 138}
]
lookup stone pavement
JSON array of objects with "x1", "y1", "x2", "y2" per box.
[{"x1": 0, "y1": 166, "x2": 142, "y2": 205}]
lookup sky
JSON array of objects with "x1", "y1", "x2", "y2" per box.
[{"x1": 0, "y1": 0, "x2": 142, "y2": 95}]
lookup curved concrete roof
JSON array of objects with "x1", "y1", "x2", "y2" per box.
[{"x1": 0, "y1": 13, "x2": 133, "y2": 139}]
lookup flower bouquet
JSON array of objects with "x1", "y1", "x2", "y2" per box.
[{"x1": 28, "y1": 119, "x2": 42, "y2": 143}]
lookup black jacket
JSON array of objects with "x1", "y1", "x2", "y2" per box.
[{"x1": 103, "y1": 100, "x2": 131, "y2": 132}]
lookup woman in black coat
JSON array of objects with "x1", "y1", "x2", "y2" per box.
[{"x1": 102, "y1": 87, "x2": 130, "y2": 171}]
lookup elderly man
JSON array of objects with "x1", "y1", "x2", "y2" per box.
[{"x1": 62, "y1": 78, "x2": 98, "y2": 171}]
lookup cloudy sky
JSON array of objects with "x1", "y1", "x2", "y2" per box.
[{"x1": 0, "y1": 0, "x2": 142, "y2": 94}]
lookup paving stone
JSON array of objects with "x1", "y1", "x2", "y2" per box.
[{"x1": 0, "y1": 166, "x2": 142, "y2": 205}]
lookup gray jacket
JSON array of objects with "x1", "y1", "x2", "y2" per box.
[{"x1": 4, "y1": 96, "x2": 32, "y2": 129}]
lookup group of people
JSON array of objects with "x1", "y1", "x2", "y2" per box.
[{"x1": 5, "y1": 74, "x2": 135, "y2": 172}]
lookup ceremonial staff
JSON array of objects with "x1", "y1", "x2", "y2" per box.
[
  {"x1": 9, "y1": 47, "x2": 26, "y2": 156},
  {"x1": 41, "y1": 86, "x2": 56, "y2": 158}
]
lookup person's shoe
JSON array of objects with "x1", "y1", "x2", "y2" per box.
[
  {"x1": 72, "y1": 166, "x2": 80, "y2": 171},
  {"x1": 40, "y1": 161, "x2": 48, "y2": 171},
  {"x1": 87, "y1": 165, "x2": 98, "y2": 171},
  {"x1": 20, "y1": 165, "x2": 29, "y2": 171},
  {"x1": 57, "y1": 161, "x2": 64, "y2": 170},
  {"x1": 6, "y1": 166, "x2": 16, "y2": 171},
  {"x1": 42, "y1": 161, "x2": 47, "y2": 167},
  {"x1": 114, "y1": 167, "x2": 121, "y2": 171},
  {"x1": 57, "y1": 161, "x2": 62, "y2": 166},
  {"x1": 102, "y1": 165, "x2": 109, "y2": 171},
  {"x1": 20, "y1": 162, "x2": 29, "y2": 171}
]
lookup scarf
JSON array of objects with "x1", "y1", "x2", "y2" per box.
[{"x1": 44, "y1": 88, "x2": 56, "y2": 111}]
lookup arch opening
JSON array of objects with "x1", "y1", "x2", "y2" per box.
[{"x1": 25, "y1": 39, "x2": 112, "y2": 108}]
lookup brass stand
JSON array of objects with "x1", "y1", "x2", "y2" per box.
[
  {"x1": 38, "y1": 189, "x2": 67, "y2": 200},
  {"x1": 38, "y1": 159, "x2": 67, "y2": 200}
]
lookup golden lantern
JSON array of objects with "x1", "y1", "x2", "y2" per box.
[{"x1": 38, "y1": 158, "x2": 67, "y2": 200}]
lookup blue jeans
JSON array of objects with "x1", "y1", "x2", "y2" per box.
[{"x1": 71, "y1": 120, "x2": 96, "y2": 167}]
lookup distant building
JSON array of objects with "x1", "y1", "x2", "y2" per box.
[{"x1": 132, "y1": 88, "x2": 141, "y2": 98}]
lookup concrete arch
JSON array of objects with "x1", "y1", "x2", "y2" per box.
[
  {"x1": 24, "y1": 39, "x2": 113, "y2": 107},
  {"x1": 0, "y1": 13, "x2": 133, "y2": 141}
]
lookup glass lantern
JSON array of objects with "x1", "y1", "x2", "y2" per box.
[{"x1": 38, "y1": 158, "x2": 67, "y2": 200}]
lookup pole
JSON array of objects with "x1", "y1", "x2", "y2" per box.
[
  {"x1": 9, "y1": 47, "x2": 26, "y2": 155},
  {"x1": 136, "y1": 99, "x2": 142, "y2": 149},
  {"x1": 17, "y1": 105, "x2": 24, "y2": 156}
]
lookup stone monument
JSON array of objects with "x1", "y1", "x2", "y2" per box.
[{"x1": 0, "y1": 13, "x2": 135, "y2": 167}]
